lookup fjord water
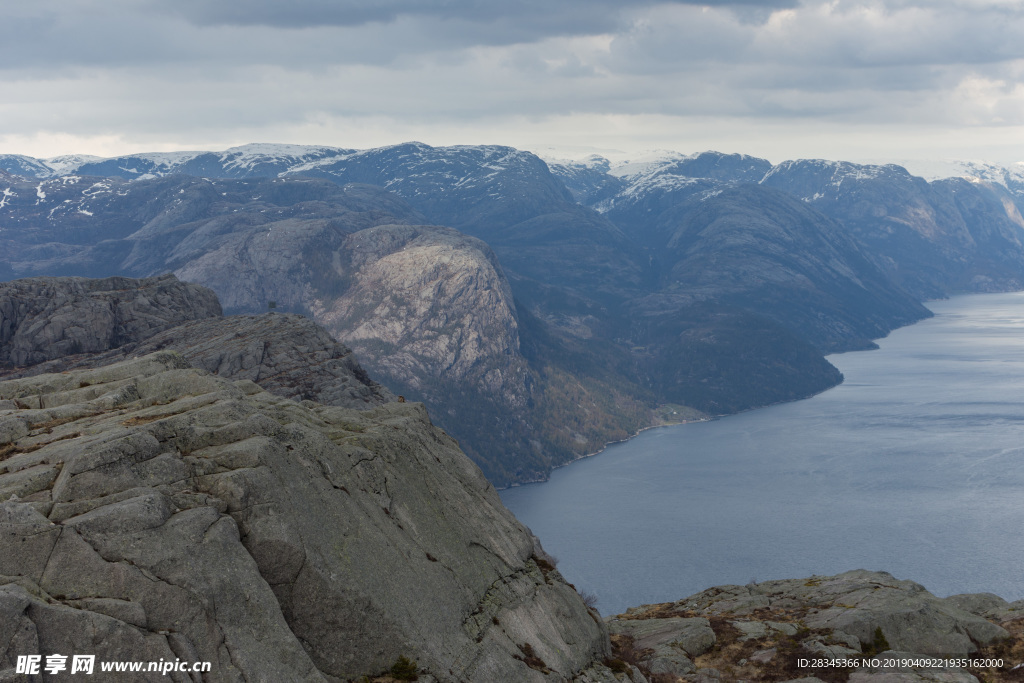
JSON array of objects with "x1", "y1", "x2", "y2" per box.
[{"x1": 501, "y1": 292, "x2": 1024, "y2": 616}]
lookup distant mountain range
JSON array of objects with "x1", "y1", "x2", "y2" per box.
[
  {"x1": 5, "y1": 143, "x2": 1022, "y2": 190},
  {"x1": 2, "y1": 143, "x2": 1023, "y2": 485}
]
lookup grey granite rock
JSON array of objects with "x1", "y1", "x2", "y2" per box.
[
  {"x1": 316, "y1": 223, "x2": 530, "y2": 406},
  {"x1": 941, "y1": 593, "x2": 1010, "y2": 618},
  {"x1": 609, "y1": 616, "x2": 716, "y2": 657},
  {"x1": 0, "y1": 274, "x2": 394, "y2": 410},
  {"x1": 0, "y1": 353, "x2": 608, "y2": 682},
  {"x1": 608, "y1": 615, "x2": 715, "y2": 676},
  {"x1": 670, "y1": 570, "x2": 1009, "y2": 656},
  {"x1": 0, "y1": 274, "x2": 221, "y2": 367},
  {"x1": 12, "y1": 313, "x2": 395, "y2": 410},
  {"x1": 848, "y1": 658, "x2": 981, "y2": 682},
  {"x1": 612, "y1": 570, "x2": 1015, "y2": 682}
]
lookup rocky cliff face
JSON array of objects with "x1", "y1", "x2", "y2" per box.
[
  {"x1": 121, "y1": 314, "x2": 396, "y2": 409},
  {"x1": 0, "y1": 275, "x2": 221, "y2": 368},
  {"x1": 315, "y1": 224, "x2": 529, "y2": 406},
  {"x1": 167, "y1": 217, "x2": 544, "y2": 484},
  {"x1": 0, "y1": 353, "x2": 622, "y2": 682},
  {"x1": 6, "y1": 313, "x2": 394, "y2": 411},
  {"x1": 0, "y1": 276, "x2": 392, "y2": 412}
]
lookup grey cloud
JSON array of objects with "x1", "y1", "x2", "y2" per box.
[
  {"x1": 605, "y1": 1, "x2": 1024, "y2": 76},
  {"x1": 0, "y1": 1, "x2": 793, "y2": 72},
  {"x1": 3, "y1": 0, "x2": 1024, "y2": 161},
  {"x1": 163, "y1": 0, "x2": 798, "y2": 30}
]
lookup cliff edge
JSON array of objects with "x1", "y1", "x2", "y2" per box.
[{"x1": 0, "y1": 352, "x2": 620, "y2": 681}]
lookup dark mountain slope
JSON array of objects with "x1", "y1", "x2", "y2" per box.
[
  {"x1": 644, "y1": 184, "x2": 930, "y2": 351},
  {"x1": 634, "y1": 303, "x2": 843, "y2": 413},
  {"x1": 552, "y1": 152, "x2": 1024, "y2": 303},
  {"x1": 761, "y1": 159, "x2": 1024, "y2": 297},
  {"x1": 542, "y1": 155, "x2": 625, "y2": 205},
  {"x1": 0, "y1": 174, "x2": 424, "y2": 283},
  {"x1": 291, "y1": 143, "x2": 575, "y2": 232},
  {"x1": 286, "y1": 142, "x2": 652, "y2": 305}
]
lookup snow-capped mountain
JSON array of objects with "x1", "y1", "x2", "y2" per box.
[
  {"x1": 0, "y1": 144, "x2": 353, "y2": 181},
  {"x1": 0, "y1": 142, "x2": 582, "y2": 239},
  {"x1": 871, "y1": 159, "x2": 1024, "y2": 184},
  {"x1": 890, "y1": 159, "x2": 1024, "y2": 204},
  {"x1": 5, "y1": 142, "x2": 1022, "y2": 205},
  {"x1": 0, "y1": 154, "x2": 60, "y2": 179}
]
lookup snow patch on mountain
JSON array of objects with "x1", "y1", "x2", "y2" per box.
[
  {"x1": 0, "y1": 155, "x2": 55, "y2": 179},
  {"x1": 884, "y1": 159, "x2": 1024, "y2": 188},
  {"x1": 607, "y1": 150, "x2": 694, "y2": 180},
  {"x1": 217, "y1": 143, "x2": 351, "y2": 173},
  {"x1": 82, "y1": 182, "x2": 112, "y2": 197},
  {"x1": 540, "y1": 154, "x2": 611, "y2": 174},
  {"x1": 763, "y1": 159, "x2": 890, "y2": 182},
  {"x1": 285, "y1": 150, "x2": 359, "y2": 174},
  {"x1": 43, "y1": 155, "x2": 104, "y2": 176}
]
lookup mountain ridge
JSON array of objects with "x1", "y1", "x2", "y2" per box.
[
  {"x1": 3, "y1": 142, "x2": 1024, "y2": 486},
  {"x1": 6, "y1": 142, "x2": 1024, "y2": 194}
]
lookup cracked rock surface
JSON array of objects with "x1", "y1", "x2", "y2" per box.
[
  {"x1": 0, "y1": 274, "x2": 221, "y2": 368},
  {"x1": 0, "y1": 353, "x2": 609, "y2": 682},
  {"x1": 315, "y1": 223, "x2": 530, "y2": 408},
  {"x1": 7, "y1": 313, "x2": 395, "y2": 411},
  {"x1": 0, "y1": 276, "x2": 393, "y2": 411},
  {"x1": 607, "y1": 570, "x2": 1023, "y2": 682}
]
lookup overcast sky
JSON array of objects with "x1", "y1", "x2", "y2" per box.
[{"x1": 2, "y1": 0, "x2": 1023, "y2": 163}]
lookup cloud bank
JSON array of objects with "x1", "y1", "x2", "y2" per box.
[{"x1": 2, "y1": 1, "x2": 1022, "y2": 162}]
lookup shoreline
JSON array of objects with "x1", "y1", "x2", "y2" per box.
[
  {"x1": 501, "y1": 376, "x2": 847, "y2": 490},
  {"x1": 501, "y1": 289, "x2": 1024, "y2": 491}
]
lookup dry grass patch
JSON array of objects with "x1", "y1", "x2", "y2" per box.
[
  {"x1": 969, "y1": 617, "x2": 1024, "y2": 682},
  {"x1": 1, "y1": 431, "x2": 82, "y2": 462},
  {"x1": 692, "y1": 618, "x2": 854, "y2": 683},
  {"x1": 617, "y1": 603, "x2": 700, "y2": 621},
  {"x1": 121, "y1": 413, "x2": 177, "y2": 426},
  {"x1": 514, "y1": 642, "x2": 550, "y2": 674}
]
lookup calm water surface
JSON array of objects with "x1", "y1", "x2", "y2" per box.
[{"x1": 501, "y1": 292, "x2": 1024, "y2": 615}]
